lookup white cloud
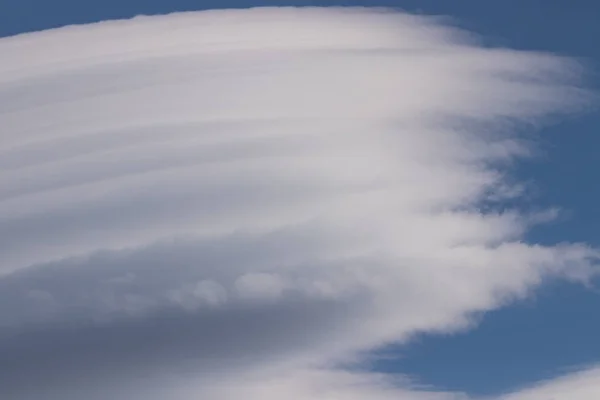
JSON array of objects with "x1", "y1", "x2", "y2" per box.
[
  {"x1": 499, "y1": 366, "x2": 600, "y2": 400},
  {"x1": 0, "y1": 6, "x2": 597, "y2": 400}
]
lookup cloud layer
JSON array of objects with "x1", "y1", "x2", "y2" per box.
[{"x1": 0, "y1": 7, "x2": 598, "y2": 399}]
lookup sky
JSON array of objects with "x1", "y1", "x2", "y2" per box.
[{"x1": 1, "y1": 1, "x2": 600, "y2": 399}]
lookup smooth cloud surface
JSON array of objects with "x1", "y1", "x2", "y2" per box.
[{"x1": 0, "y1": 7, "x2": 598, "y2": 399}]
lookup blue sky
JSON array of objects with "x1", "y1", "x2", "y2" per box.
[{"x1": 1, "y1": 1, "x2": 599, "y2": 399}]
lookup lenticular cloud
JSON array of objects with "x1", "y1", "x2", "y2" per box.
[{"x1": 0, "y1": 7, "x2": 597, "y2": 400}]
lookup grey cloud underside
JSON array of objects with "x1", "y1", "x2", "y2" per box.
[
  {"x1": 1, "y1": 299, "x2": 353, "y2": 398},
  {"x1": 0, "y1": 6, "x2": 598, "y2": 400}
]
